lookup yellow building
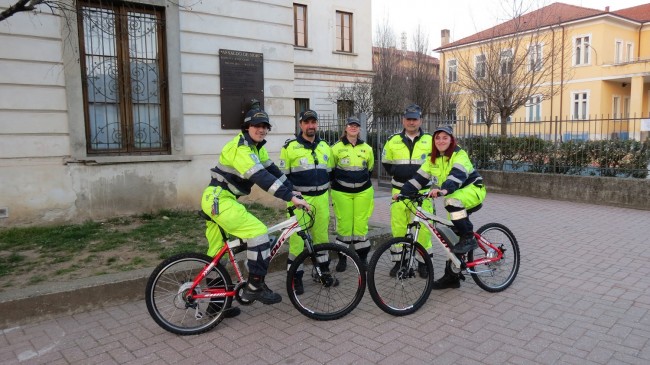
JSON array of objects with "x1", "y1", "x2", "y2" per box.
[{"x1": 436, "y1": 2, "x2": 650, "y2": 141}]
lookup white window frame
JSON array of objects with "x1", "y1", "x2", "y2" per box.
[
  {"x1": 626, "y1": 42, "x2": 634, "y2": 62},
  {"x1": 475, "y1": 54, "x2": 486, "y2": 78},
  {"x1": 529, "y1": 43, "x2": 543, "y2": 71},
  {"x1": 500, "y1": 49, "x2": 513, "y2": 75},
  {"x1": 571, "y1": 91, "x2": 589, "y2": 120},
  {"x1": 475, "y1": 100, "x2": 486, "y2": 124},
  {"x1": 573, "y1": 35, "x2": 591, "y2": 66},
  {"x1": 526, "y1": 95, "x2": 542, "y2": 122},
  {"x1": 447, "y1": 59, "x2": 457, "y2": 82},
  {"x1": 612, "y1": 95, "x2": 620, "y2": 119},
  {"x1": 615, "y1": 39, "x2": 623, "y2": 64},
  {"x1": 623, "y1": 96, "x2": 630, "y2": 118}
]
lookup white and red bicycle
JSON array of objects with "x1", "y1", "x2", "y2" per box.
[{"x1": 367, "y1": 192, "x2": 520, "y2": 316}]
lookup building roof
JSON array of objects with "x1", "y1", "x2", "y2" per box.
[
  {"x1": 372, "y1": 46, "x2": 439, "y2": 65},
  {"x1": 437, "y1": 2, "x2": 650, "y2": 51},
  {"x1": 613, "y1": 3, "x2": 650, "y2": 22}
]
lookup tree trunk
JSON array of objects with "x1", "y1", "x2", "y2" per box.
[{"x1": 500, "y1": 113, "x2": 508, "y2": 136}]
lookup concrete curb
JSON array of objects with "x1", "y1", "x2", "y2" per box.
[{"x1": 0, "y1": 226, "x2": 392, "y2": 327}]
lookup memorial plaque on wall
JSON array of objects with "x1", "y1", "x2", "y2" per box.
[{"x1": 219, "y1": 49, "x2": 264, "y2": 129}]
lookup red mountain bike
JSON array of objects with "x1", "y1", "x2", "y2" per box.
[
  {"x1": 367, "y1": 192, "x2": 520, "y2": 316},
  {"x1": 145, "y1": 205, "x2": 366, "y2": 335}
]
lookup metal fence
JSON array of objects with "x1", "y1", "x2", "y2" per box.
[{"x1": 314, "y1": 114, "x2": 650, "y2": 184}]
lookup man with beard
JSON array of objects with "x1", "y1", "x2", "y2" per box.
[{"x1": 279, "y1": 110, "x2": 334, "y2": 295}]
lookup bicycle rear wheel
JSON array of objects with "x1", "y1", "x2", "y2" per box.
[
  {"x1": 145, "y1": 252, "x2": 233, "y2": 335},
  {"x1": 286, "y1": 243, "x2": 366, "y2": 321},
  {"x1": 367, "y1": 238, "x2": 433, "y2": 316},
  {"x1": 468, "y1": 223, "x2": 520, "y2": 292}
]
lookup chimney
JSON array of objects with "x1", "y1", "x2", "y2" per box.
[
  {"x1": 605, "y1": 6, "x2": 609, "y2": 12},
  {"x1": 441, "y1": 29, "x2": 450, "y2": 46}
]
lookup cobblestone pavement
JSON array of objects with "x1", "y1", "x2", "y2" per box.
[{"x1": 1, "y1": 191, "x2": 649, "y2": 364}]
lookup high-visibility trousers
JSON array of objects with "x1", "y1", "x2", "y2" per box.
[
  {"x1": 287, "y1": 191, "x2": 330, "y2": 270},
  {"x1": 444, "y1": 184, "x2": 487, "y2": 234},
  {"x1": 331, "y1": 187, "x2": 374, "y2": 252},
  {"x1": 390, "y1": 188, "x2": 434, "y2": 259},
  {"x1": 201, "y1": 186, "x2": 270, "y2": 276}
]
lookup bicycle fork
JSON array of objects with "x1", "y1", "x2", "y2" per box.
[{"x1": 298, "y1": 231, "x2": 336, "y2": 287}]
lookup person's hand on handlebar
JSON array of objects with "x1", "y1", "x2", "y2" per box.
[
  {"x1": 392, "y1": 193, "x2": 402, "y2": 201},
  {"x1": 291, "y1": 194, "x2": 310, "y2": 211},
  {"x1": 427, "y1": 188, "x2": 447, "y2": 198}
]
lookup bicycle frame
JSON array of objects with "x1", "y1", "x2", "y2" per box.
[
  {"x1": 403, "y1": 199, "x2": 504, "y2": 273},
  {"x1": 184, "y1": 207, "x2": 312, "y2": 304}
]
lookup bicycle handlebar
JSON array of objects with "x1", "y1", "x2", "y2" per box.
[
  {"x1": 395, "y1": 190, "x2": 446, "y2": 203},
  {"x1": 287, "y1": 200, "x2": 316, "y2": 230}
]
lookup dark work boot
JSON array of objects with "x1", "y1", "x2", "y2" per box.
[
  {"x1": 389, "y1": 261, "x2": 401, "y2": 277},
  {"x1": 452, "y1": 234, "x2": 478, "y2": 254},
  {"x1": 242, "y1": 275, "x2": 282, "y2": 304},
  {"x1": 357, "y1": 248, "x2": 370, "y2": 271},
  {"x1": 206, "y1": 301, "x2": 241, "y2": 318},
  {"x1": 417, "y1": 262, "x2": 429, "y2": 278},
  {"x1": 293, "y1": 271, "x2": 304, "y2": 295},
  {"x1": 336, "y1": 253, "x2": 347, "y2": 272},
  {"x1": 206, "y1": 277, "x2": 241, "y2": 317},
  {"x1": 432, "y1": 261, "x2": 460, "y2": 290}
]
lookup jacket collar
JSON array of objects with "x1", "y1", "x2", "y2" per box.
[
  {"x1": 341, "y1": 136, "x2": 365, "y2": 146},
  {"x1": 296, "y1": 133, "x2": 322, "y2": 148},
  {"x1": 241, "y1": 132, "x2": 266, "y2": 148},
  {"x1": 400, "y1": 128, "x2": 424, "y2": 141}
]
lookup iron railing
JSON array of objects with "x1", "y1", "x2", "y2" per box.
[{"x1": 314, "y1": 114, "x2": 650, "y2": 182}]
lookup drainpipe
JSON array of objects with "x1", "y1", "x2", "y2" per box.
[
  {"x1": 558, "y1": 24, "x2": 566, "y2": 143},
  {"x1": 550, "y1": 25, "x2": 555, "y2": 117},
  {"x1": 637, "y1": 24, "x2": 642, "y2": 62}
]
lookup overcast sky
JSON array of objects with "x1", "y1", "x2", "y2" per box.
[{"x1": 371, "y1": 0, "x2": 650, "y2": 53}]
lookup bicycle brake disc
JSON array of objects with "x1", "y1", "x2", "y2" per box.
[{"x1": 174, "y1": 282, "x2": 196, "y2": 308}]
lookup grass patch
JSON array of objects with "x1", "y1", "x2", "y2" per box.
[
  {"x1": 0, "y1": 204, "x2": 286, "y2": 291},
  {"x1": 56, "y1": 264, "x2": 82, "y2": 276}
]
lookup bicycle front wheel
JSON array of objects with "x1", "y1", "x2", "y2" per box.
[
  {"x1": 367, "y1": 238, "x2": 433, "y2": 316},
  {"x1": 145, "y1": 252, "x2": 233, "y2": 335},
  {"x1": 469, "y1": 223, "x2": 520, "y2": 292},
  {"x1": 286, "y1": 243, "x2": 366, "y2": 321}
]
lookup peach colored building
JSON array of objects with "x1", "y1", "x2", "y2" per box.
[{"x1": 436, "y1": 2, "x2": 650, "y2": 141}]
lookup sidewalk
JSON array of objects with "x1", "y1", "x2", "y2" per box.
[{"x1": 1, "y1": 189, "x2": 650, "y2": 364}]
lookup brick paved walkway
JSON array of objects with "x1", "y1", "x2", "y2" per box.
[{"x1": 1, "y1": 191, "x2": 649, "y2": 364}]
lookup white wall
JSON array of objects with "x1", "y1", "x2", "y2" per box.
[
  {"x1": 293, "y1": 0, "x2": 373, "y2": 116},
  {"x1": 0, "y1": 0, "x2": 372, "y2": 226}
]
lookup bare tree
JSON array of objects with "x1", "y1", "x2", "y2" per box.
[
  {"x1": 407, "y1": 25, "x2": 438, "y2": 117},
  {"x1": 330, "y1": 80, "x2": 373, "y2": 120},
  {"x1": 432, "y1": 76, "x2": 461, "y2": 125},
  {"x1": 452, "y1": 0, "x2": 572, "y2": 135},
  {"x1": 0, "y1": 0, "x2": 69, "y2": 22},
  {"x1": 372, "y1": 18, "x2": 407, "y2": 117}
]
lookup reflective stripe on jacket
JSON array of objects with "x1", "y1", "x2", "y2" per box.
[
  {"x1": 381, "y1": 129, "x2": 432, "y2": 189},
  {"x1": 279, "y1": 134, "x2": 333, "y2": 196},
  {"x1": 209, "y1": 133, "x2": 294, "y2": 201},
  {"x1": 401, "y1": 145, "x2": 483, "y2": 196},
  {"x1": 331, "y1": 137, "x2": 374, "y2": 193}
]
